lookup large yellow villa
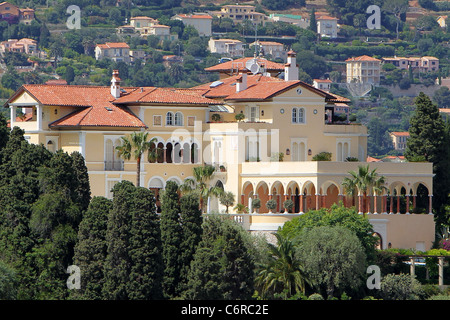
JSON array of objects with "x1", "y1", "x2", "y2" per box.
[{"x1": 5, "y1": 51, "x2": 435, "y2": 250}]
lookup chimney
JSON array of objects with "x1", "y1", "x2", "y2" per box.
[
  {"x1": 236, "y1": 70, "x2": 247, "y2": 92},
  {"x1": 284, "y1": 50, "x2": 299, "y2": 81},
  {"x1": 111, "y1": 69, "x2": 121, "y2": 99}
]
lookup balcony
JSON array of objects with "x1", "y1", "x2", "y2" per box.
[{"x1": 104, "y1": 160, "x2": 124, "y2": 171}]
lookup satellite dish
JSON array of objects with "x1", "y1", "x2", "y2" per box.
[{"x1": 245, "y1": 58, "x2": 260, "y2": 75}]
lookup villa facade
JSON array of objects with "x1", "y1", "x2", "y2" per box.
[{"x1": 5, "y1": 52, "x2": 435, "y2": 251}]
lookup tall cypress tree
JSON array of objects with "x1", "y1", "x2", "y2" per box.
[
  {"x1": 72, "y1": 196, "x2": 112, "y2": 300},
  {"x1": 70, "y1": 151, "x2": 91, "y2": 213},
  {"x1": 184, "y1": 216, "x2": 255, "y2": 300},
  {"x1": 103, "y1": 181, "x2": 135, "y2": 300},
  {"x1": 405, "y1": 92, "x2": 450, "y2": 225},
  {"x1": 178, "y1": 193, "x2": 203, "y2": 294},
  {"x1": 160, "y1": 180, "x2": 183, "y2": 298},
  {"x1": 128, "y1": 187, "x2": 164, "y2": 300}
]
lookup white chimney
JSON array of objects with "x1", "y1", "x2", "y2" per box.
[
  {"x1": 236, "y1": 71, "x2": 247, "y2": 92},
  {"x1": 111, "y1": 69, "x2": 121, "y2": 98},
  {"x1": 285, "y1": 50, "x2": 299, "y2": 81}
]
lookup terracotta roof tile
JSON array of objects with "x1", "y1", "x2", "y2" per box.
[
  {"x1": 113, "y1": 87, "x2": 218, "y2": 105},
  {"x1": 6, "y1": 85, "x2": 146, "y2": 128},
  {"x1": 194, "y1": 74, "x2": 337, "y2": 102},
  {"x1": 96, "y1": 42, "x2": 130, "y2": 49},
  {"x1": 345, "y1": 55, "x2": 381, "y2": 62},
  {"x1": 205, "y1": 57, "x2": 285, "y2": 73}
]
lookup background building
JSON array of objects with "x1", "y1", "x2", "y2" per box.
[
  {"x1": 346, "y1": 55, "x2": 381, "y2": 85},
  {"x1": 172, "y1": 13, "x2": 212, "y2": 37}
]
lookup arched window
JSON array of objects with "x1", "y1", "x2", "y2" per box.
[
  {"x1": 292, "y1": 107, "x2": 305, "y2": 124},
  {"x1": 166, "y1": 112, "x2": 174, "y2": 126},
  {"x1": 298, "y1": 108, "x2": 305, "y2": 123},
  {"x1": 174, "y1": 112, "x2": 183, "y2": 126},
  {"x1": 292, "y1": 108, "x2": 297, "y2": 123}
]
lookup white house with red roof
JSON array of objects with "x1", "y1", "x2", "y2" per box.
[
  {"x1": 95, "y1": 42, "x2": 131, "y2": 64},
  {"x1": 172, "y1": 13, "x2": 212, "y2": 37},
  {"x1": 316, "y1": 15, "x2": 339, "y2": 38}
]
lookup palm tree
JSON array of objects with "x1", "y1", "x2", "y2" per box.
[
  {"x1": 116, "y1": 131, "x2": 158, "y2": 187},
  {"x1": 180, "y1": 165, "x2": 223, "y2": 212},
  {"x1": 371, "y1": 175, "x2": 387, "y2": 214},
  {"x1": 342, "y1": 165, "x2": 385, "y2": 216},
  {"x1": 255, "y1": 233, "x2": 309, "y2": 299}
]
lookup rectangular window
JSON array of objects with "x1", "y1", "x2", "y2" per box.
[
  {"x1": 153, "y1": 115, "x2": 162, "y2": 126},
  {"x1": 249, "y1": 106, "x2": 259, "y2": 122},
  {"x1": 187, "y1": 116, "x2": 196, "y2": 127}
]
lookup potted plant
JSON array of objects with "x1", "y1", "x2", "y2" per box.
[
  {"x1": 283, "y1": 199, "x2": 294, "y2": 213},
  {"x1": 233, "y1": 203, "x2": 248, "y2": 214},
  {"x1": 252, "y1": 198, "x2": 261, "y2": 213},
  {"x1": 211, "y1": 113, "x2": 221, "y2": 122},
  {"x1": 266, "y1": 199, "x2": 277, "y2": 213},
  {"x1": 235, "y1": 113, "x2": 245, "y2": 122}
]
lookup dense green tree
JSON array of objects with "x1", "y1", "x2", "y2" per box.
[
  {"x1": 405, "y1": 93, "x2": 450, "y2": 226},
  {"x1": 178, "y1": 192, "x2": 203, "y2": 293},
  {"x1": 0, "y1": 128, "x2": 52, "y2": 299},
  {"x1": 295, "y1": 51, "x2": 328, "y2": 80},
  {"x1": 377, "y1": 273, "x2": 424, "y2": 300},
  {"x1": 280, "y1": 205, "x2": 377, "y2": 264},
  {"x1": 70, "y1": 151, "x2": 91, "y2": 213},
  {"x1": 309, "y1": 8, "x2": 317, "y2": 33},
  {"x1": 433, "y1": 86, "x2": 450, "y2": 109},
  {"x1": 0, "y1": 260, "x2": 17, "y2": 300},
  {"x1": 160, "y1": 180, "x2": 183, "y2": 298},
  {"x1": 184, "y1": 216, "x2": 255, "y2": 300},
  {"x1": 128, "y1": 187, "x2": 164, "y2": 300},
  {"x1": 103, "y1": 181, "x2": 135, "y2": 300},
  {"x1": 0, "y1": 112, "x2": 8, "y2": 151},
  {"x1": 72, "y1": 196, "x2": 112, "y2": 300},
  {"x1": 296, "y1": 225, "x2": 367, "y2": 299},
  {"x1": 367, "y1": 117, "x2": 394, "y2": 156}
]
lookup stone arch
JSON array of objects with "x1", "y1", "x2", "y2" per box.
[{"x1": 148, "y1": 176, "x2": 165, "y2": 213}]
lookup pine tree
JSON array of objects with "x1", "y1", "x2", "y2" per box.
[
  {"x1": 178, "y1": 193, "x2": 203, "y2": 294},
  {"x1": 72, "y1": 196, "x2": 112, "y2": 300},
  {"x1": 405, "y1": 92, "x2": 450, "y2": 225},
  {"x1": 127, "y1": 187, "x2": 164, "y2": 300},
  {"x1": 160, "y1": 180, "x2": 183, "y2": 298},
  {"x1": 103, "y1": 181, "x2": 135, "y2": 300}
]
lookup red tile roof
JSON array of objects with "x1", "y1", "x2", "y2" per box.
[
  {"x1": 175, "y1": 14, "x2": 212, "y2": 19},
  {"x1": 114, "y1": 87, "x2": 218, "y2": 105},
  {"x1": 390, "y1": 131, "x2": 410, "y2": 136},
  {"x1": 6, "y1": 85, "x2": 146, "y2": 128},
  {"x1": 96, "y1": 42, "x2": 130, "y2": 49},
  {"x1": 194, "y1": 74, "x2": 340, "y2": 102},
  {"x1": 345, "y1": 55, "x2": 381, "y2": 62},
  {"x1": 205, "y1": 57, "x2": 285, "y2": 73}
]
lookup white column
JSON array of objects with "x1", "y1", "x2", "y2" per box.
[
  {"x1": 36, "y1": 104, "x2": 42, "y2": 131},
  {"x1": 79, "y1": 132, "x2": 86, "y2": 159},
  {"x1": 9, "y1": 105, "x2": 16, "y2": 129}
]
